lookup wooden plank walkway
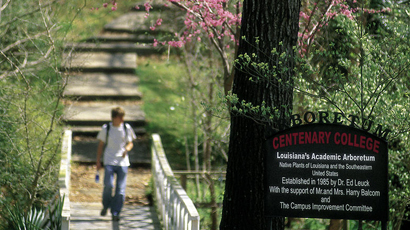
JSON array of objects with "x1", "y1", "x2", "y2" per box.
[
  {"x1": 70, "y1": 203, "x2": 161, "y2": 230},
  {"x1": 64, "y1": 3, "x2": 173, "y2": 230}
]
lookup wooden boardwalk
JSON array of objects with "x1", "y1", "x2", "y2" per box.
[
  {"x1": 70, "y1": 203, "x2": 161, "y2": 230},
  {"x1": 64, "y1": 2, "x2": 172, "y2": 230}
]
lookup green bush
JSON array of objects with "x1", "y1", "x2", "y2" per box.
[
  {"x1": 1, "y1": 0, "x2": 67, "y2": 221},
  {"x1": 1, "y1": 196, "x2": 65, "y2": 230}
]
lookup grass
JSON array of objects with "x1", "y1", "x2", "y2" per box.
[
  {"x1": 137, "y1": 56, "x2": 193, "y2": 170},
  {"x1": 137, "y1": 55, "x2": 226, "y2": 228},
  {"x1": 54, "y1": 0, "x2": 140, "y2": 42},
  {"x1": 136, "y1": 55, "x2": 228, "y2": 228}
]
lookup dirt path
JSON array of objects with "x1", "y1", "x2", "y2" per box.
[{"x1": 70, "y1": 163, "x2": 152, "y2": 206}]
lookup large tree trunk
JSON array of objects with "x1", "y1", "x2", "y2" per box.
[{"x1": 220, "y1": 1, "x2": 301, "y2": 230}]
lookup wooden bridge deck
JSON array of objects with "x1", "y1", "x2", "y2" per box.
[
  {"x1": 64, "y1": 3, "x2": 173, "y2": 230},
  {"x1": 70, "y1": 202, "x2": 161, "y2": 230}
]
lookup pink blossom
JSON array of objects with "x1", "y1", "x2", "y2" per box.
[
  {"x1": 144, "y1": 2, "x2": 152, "y2": 12},
  {"x1": 168, "y1": 41, "x2": 184, "y2": 48},
  {"x1": 153, "y1": 39, "x2": 159, "y2": 47},
  {"x1": 103, "y1": 3, "x2": 108, "y2": 8},
  {"x1": 142, "y1": 0, "x2": 241, "y2": 49},
  {"x1": 156, "y1": 18, "x2": 162, "y2": 26}
]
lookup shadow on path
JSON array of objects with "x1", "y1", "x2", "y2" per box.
[{"x1": 70, "y1": 203, "x2": 161, "y2": 230}]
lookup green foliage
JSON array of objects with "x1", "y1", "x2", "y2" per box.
[
  {"x1": 1, "y1": 196, "x2": 65, "y2": 230},
  {"x1": 235, "y1": 42, "x2": 293, "y2": 87},
  {"x1": 138, "y1": 55, "x2": 230, "y2": 169},
  {"x1": 292, "y1": 218, "x2": 329, "y2": 230},
  {"x1": 294, "y1": 1, "x2": 410, "y2": 228},
  {"x1": 229, "y1": 42, "x2": 295, "y2": 129},
  {"x1": 287, "y1": 219, "x2": 389, "y2": 230},
  {"x1": 225, "y1": 1, "x2": 410, "y2": 228},
  {"x1": 137, "y1": 57, "x2": 193, "y2": 169},
  {"x1": 227, "y1": 93, "x2": 282, "y2": 125},
  {"x1": 1, "y1": 0, "x2": 74, "y2": 221},
  {"x1": 53, "y1": 0, "x2": 140, "y2": 41},
  {"x1": 182, "y1": 177, "x2": 225, "y2": 229},
  {"x1": 138, "y1": 48, "x2": 230, "y2": 228},
  {"x1": 0, "y1": 68, "x2": 64, "y2": 209},
  {"x1": 3, "y1": 205, "x2": 46, "y2": 230}
]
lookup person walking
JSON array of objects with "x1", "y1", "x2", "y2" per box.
[{"x1": 96, "y1": 107, "x2": 136, "y2": 221}]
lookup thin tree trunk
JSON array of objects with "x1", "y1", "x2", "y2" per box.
[
  {"x1": 204, "y1": 79, "x2": 218, "y2": 230},
  {"x1": 329, "y1": 219, "x2": 343, "y2": 230},
  {"x1": 184, "y1": 136, "x2": 191, "y2": 171},
  {"x1": 220, "y1": 0, "x2": 301, "y2": 229},
  {"x1": 183, "y1": 49, "x2": 202, "y2": 198},
  {"x1": 191, "y1": 77, "x2": 201, "y2": 198}
]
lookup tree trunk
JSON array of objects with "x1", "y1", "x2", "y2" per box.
[
  {"x1": 220, "y1": 1, "x2": 301, "y2": 229},
  {"x1": 183, "y1": 49, "x2": 202, "y2": 197},
  {"x1": 329, "y1": 219, "x2": 343, "y2": 230},
  {"x1": 204, "y1": 81, "x2": 218, "y2": 230}
]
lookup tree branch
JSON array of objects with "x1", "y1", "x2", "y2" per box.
[{"x1": 0, "y1": 0, "x2": 57, "y2": 28}]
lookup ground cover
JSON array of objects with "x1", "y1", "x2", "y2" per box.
[
  {"x1": 70, "y1": 163, "x2": 152, "y2": 206},
  {"x1": 55, "y1": 0, "x2": 140, "y2": 41},
  {"x1": 137, "y1": 55, "x2": 192, "y2": 170}
]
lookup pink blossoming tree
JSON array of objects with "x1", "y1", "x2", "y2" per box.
[{"x1": 140, "y1": 0, "x2": 391, "y2": 95}]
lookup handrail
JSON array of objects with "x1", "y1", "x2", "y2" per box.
[
  {"x1": 59, "y1": 130, "x2": 72, "y2": 230},
  {"x1": 151, "y1": 134, "x2": 200, "y2": 230}
]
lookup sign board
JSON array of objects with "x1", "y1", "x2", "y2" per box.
[{"x1": 265, "y1": 123, "x2": 388, "y2": 221}]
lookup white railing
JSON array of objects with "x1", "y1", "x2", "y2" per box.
[
  {"x1": 59, "y1": 130, "x2": 72, "y2": 230},
  {"x1": 151, "y1": 134, "x2": 200, "y2": 230}
]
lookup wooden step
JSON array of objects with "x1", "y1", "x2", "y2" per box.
[
  {"x1": 64, "y1": 42, "x2": 162, "y2": 55},
  {"x1": 62, "y1": 52, "x2": 137, "y2": 73},
  {"x1": 84, "y1": 33, "x2": 155, "y2": 44},
  {"x1": 64, "y1": 73, "x2": 142, "y2": 101},
  {"x1": 63, "y1": 102, "x2": 145, "y2": 127},
  {"x1": 103, "y1": 11, "x2": 169, "y2": 35}
]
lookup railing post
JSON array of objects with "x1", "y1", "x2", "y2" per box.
[
  {"x1": 59, "y1": 130, "x2": 72, "y2": 230},
  {"x1": 151, "y1": 134, "x2": 200, "y2": 230},
  {"x1": 180, "y1": 174, "x2": 187, "y2": 190}
]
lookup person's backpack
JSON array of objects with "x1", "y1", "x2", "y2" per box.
[{"x1": 105, "y1": 122, "x2": 129, "y2": 147}]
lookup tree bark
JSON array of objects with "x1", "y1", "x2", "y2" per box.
[
  {"x1": 220, "y1": 1, "x2": 301, "y2": 229},
  {"x1": 329, "y1": 219, "x2": 343, "y2": 230}
]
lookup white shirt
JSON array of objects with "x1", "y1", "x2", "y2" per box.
[{"x1": 97, "y1": 122, "x2": 136, "y2": 166}]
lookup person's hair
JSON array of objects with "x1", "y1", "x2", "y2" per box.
[{"x1": 111, "y1": 107, "x2": 125, "y2": 119}]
